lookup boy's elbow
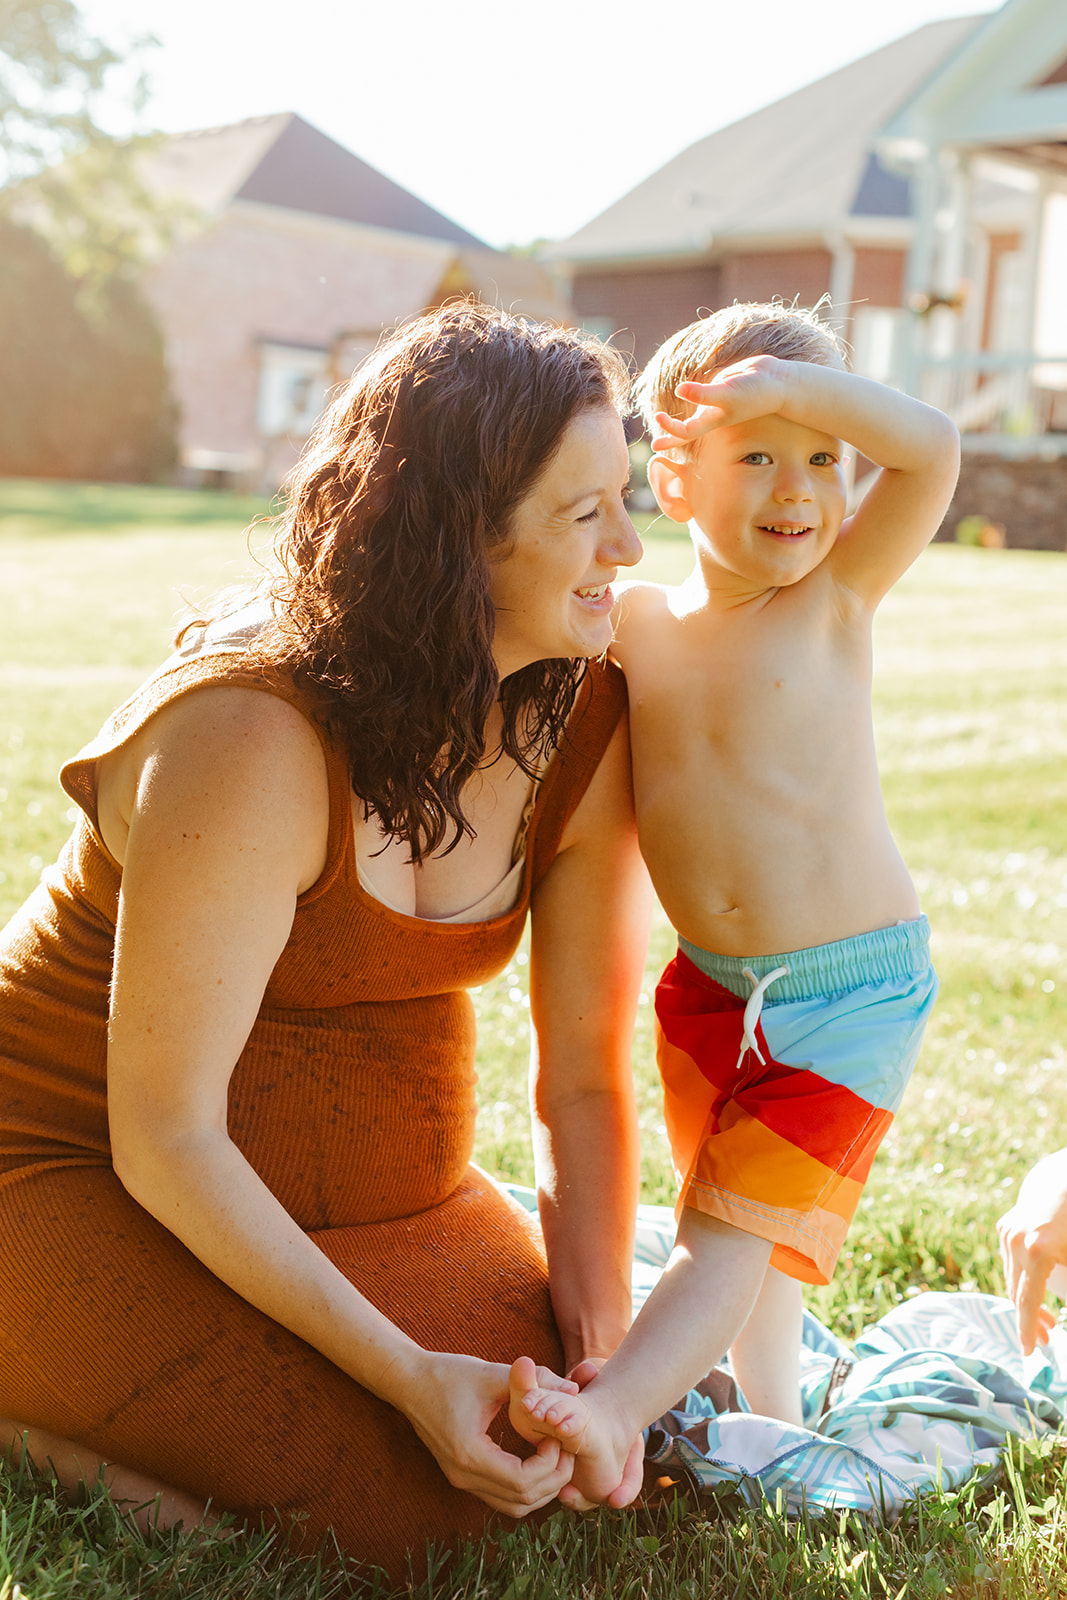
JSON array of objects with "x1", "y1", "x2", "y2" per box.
[
  {"x1": 928, "y1": 407, "x2": 961, "y2": 469},
  {"x1": 941, "y1": 415, "x2": 962, "y2": 496},
  {"x1": 110, "y1": 1137, "x2": 158, "y2": 1212},
  {"x1": 908, "y1": 407, "x2": 960, "y2": 499}
]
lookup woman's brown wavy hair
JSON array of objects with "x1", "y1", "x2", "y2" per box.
[{"x1": 260, "y1": 300, "x2": 630, "y2": 863}]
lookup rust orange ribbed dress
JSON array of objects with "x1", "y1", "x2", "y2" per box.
[{"x1": 0, "y1": 637, "x2": 625, "y2": 1579}]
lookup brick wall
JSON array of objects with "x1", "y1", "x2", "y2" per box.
[
  {"x1": 571, "y1": 265, "x2": 722, "y2": 367},
  {"x1": 851, "y1": 248, "x2": 906, "y2": 309},
  {"x1": 719, "y1": 250, "x2": 832, "y2": 310},
  {"x1": 571, "y1": 249, "x2": 834, "y2": 370},
  {"x1": 145, "y1": 207, "x2": 450, "y2": 473},
  {"x1": 937, "y1": 454, "x2": 1067, "y2": 550}
]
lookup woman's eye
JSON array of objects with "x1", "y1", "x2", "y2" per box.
[{"x1": 577, "y1": 506, "x2": 602, "y2": 524}]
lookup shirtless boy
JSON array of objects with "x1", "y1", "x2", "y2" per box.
[{"x1": 509, "y1": 302, "x2": 960, "y2": 1508}]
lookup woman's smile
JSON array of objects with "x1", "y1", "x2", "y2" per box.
[
  {"x1": 489, "y1": 406, "x2": 642, "y2": 677},
  {"x1": 574, "y1": 582, "x2": 614, "y2": 607}
]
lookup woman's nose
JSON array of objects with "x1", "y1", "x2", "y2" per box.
[{"x1": 602, "y1": 507, "x2": 644, "y2": 568}]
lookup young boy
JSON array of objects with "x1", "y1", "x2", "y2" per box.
[{"x1": 509, "y1": 302, "x2": 960, "y2": 1509}]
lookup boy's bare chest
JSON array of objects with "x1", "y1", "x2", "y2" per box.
[{"x1": 627, "y1": 609, "x2": 871, "y2": 759}]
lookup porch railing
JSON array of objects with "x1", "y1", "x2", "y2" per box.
[{"x1": 912, "y1": 352, "x2": 1067, "y2": 454}]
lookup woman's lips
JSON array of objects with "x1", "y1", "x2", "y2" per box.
[{"x1": 574, "y1": 583, "x2": 613, "y2": 609}]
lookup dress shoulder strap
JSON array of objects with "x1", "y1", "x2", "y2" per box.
[{"x1": 528, "y1": 659, "x2": 627, "y2": 890}]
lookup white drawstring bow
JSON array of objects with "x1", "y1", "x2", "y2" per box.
[{"x1": 736, "y1": 964, "x2": 791, "y2": 1071}]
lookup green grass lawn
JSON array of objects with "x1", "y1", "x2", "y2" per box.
[{"x1": 2, "y1": 479, "x2": 1067, "y2": 1597}]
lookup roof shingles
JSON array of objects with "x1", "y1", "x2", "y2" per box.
[{"x1": 553, "y1": 17, "x2": 980, "y2": 265}]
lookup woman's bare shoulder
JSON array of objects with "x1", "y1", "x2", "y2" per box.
[{"x1": 96, "y1": 685, "x2": 331, "y2": 884}]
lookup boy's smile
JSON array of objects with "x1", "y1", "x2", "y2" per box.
[{"x1": 675, "y1": 412, "x2": 847, "y2": 593}]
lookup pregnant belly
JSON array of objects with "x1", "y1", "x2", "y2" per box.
[{"x1": 227, "y1": 991, "x2": 479, "y2": 1230}]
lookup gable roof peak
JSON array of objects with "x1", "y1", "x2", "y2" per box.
[
  {"x1": 881, "y1": 0, "x2": 1067, "y2": 150},
  {"x1": 144, "y1": 111, "x2": 486, "y2": 249},
  {"x1": 550, "y1": 14, "x2": 982, "y2": 264}
]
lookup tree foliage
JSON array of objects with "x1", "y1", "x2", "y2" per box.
[
  {"x1": 0, "y1": 3, "x2": 177, "y2": 481},
  {"x1": 0, "y1": 214, "x2": 177, "y2": 481},
  {"x1": 0, "y1": 0, "x2": 131, "y2": 183}
]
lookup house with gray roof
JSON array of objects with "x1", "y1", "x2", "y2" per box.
[
  {"x1": 550, "y1": 0, "x2": 1067, "y2": 546},
  {"x1": 140, "y1": 113, "x2": 570, "y2": 489},
  {"x1": 877, "y1": 0, "x2": 1067, "y2": 545},
  {"x1": 549, "y1": 17, "x2": 981, "y2": 373}
]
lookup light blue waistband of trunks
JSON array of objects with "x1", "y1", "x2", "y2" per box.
[{"x1": 677, "y1": 915, "x2": 932, "y2": 1004}]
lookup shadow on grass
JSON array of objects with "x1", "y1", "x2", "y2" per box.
[{"x1": 7, "y1": 1436, "x2": 1067, "y2": 1600}]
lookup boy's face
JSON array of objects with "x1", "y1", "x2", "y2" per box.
[{"x1": 673, "y1": 411, "x2": 847, "y2": 590}]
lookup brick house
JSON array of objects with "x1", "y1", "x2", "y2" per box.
[
  {"x1": 548, "y1": 2, "x2": 1067, "y2": 546},
  {"x1": 546, "y1": 17, "x2": 980, "y2": 375},
  {"x1": 139, "y1": 113, "x2": 571, "y2": 488},
  {"x1": 878, "y1": 0, "x2": 1067, "y2": 548}
]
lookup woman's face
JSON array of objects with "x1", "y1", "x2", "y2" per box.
[{"x1": 489, "y1": 406, "x2": 641, "y2": 678}]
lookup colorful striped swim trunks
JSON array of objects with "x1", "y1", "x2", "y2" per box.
[{"x1": 655, "y1": 917, "x2": 937, "y2": 1286}]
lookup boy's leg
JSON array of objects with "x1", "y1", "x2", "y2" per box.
[
  {"x1": 557, "y1": 1207, "x2": 773, "y2": 1509},
  {"x1": 728, "y1": 1266, "x2": 803, "y2": 1425}
]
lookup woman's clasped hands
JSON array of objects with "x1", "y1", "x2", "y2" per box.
[{"x1": 393, "y1": 1350, "x2": 581, "y2": 1517}]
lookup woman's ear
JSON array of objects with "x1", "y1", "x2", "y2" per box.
[{"x1": 647, "y1": 455, "x2": 692, "y2": 524}]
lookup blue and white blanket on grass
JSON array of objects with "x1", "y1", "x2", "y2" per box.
[{"x1": 507, "y1": 1186, "x2": 1067, "y2": 1516}]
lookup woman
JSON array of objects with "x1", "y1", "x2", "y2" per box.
[{"x1": 0, "y1": 303, "x2": 651, "y2": 1578}]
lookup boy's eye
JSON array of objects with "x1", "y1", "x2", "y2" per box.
[
  {"x1": 810, "y1": 452, "x2": 837, "y2": 466},
  {"x1": 742, "y1": 452, "x2": 772, "y2": 465}
]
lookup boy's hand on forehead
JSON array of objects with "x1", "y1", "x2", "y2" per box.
[{"x1": 650, "y1": 354, "x2": 788, "y2": 451}]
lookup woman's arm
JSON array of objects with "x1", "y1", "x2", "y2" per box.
[
  {"x1": 103, "y1": 687, "x2": 571, "y2": 1515},
  {"x1": 528, "y1": 713, "x2": 653, "y2": 1375}
]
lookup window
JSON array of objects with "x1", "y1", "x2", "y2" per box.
[{"x1": 257, "y1": 343, "x2": 329, "y2": 438}]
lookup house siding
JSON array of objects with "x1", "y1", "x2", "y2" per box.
[
  {"x1": 144, "y1": 208, "x2": 449, "y2": 481},
  {"x1": 571, "y1": 249, "x2": 835, "y2": 370},
  {"x1": 851, "y1": 247, "x2": 907, "y2": 309}
]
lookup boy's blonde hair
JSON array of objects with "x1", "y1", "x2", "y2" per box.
[{"x1": 635, "y1": 301, "x2": 847, "y2": 437}]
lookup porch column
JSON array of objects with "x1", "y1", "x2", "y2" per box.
[
  {"x1": 826, "y1": 233, "x2": 856, "y2": 334},
  {"x1": 1017, "y1": 170, "x2": 1050, "y2": 356},
  {"x1": 934, "y1": 149, "x2": 973, "y2": 357},
  {"x1": 901, "y1": 149, "x2": 940, "y2": 395}
]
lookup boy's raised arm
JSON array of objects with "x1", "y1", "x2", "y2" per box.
[{"x1": 652, "y1": 356, "x2": 960, "y2": 604}]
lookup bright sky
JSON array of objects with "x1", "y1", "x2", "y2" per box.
[{"x1": 79, "y1": 0, "x2": 997, "y2": 248}]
